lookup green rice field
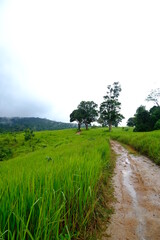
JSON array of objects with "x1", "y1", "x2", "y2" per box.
[
  {"x1": 0, "y1": 129, "x2": 112, "y2": 240},
  {"x1": 1, "y1": 127, "x2": 160, "y2": 239}
]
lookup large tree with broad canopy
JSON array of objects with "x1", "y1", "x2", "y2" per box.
[{"x1": 70, "y1": 101, "x2": 98, "y2": 131}]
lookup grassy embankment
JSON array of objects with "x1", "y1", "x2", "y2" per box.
[
  {"x1": 0, "y1": 128, "x2": 114, "y2": 240},
  {"x1": 110, "y1": 127, "x2": 160, "y2": 165}
]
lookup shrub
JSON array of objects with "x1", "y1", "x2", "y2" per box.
[
  {"x1": 24, "y1": 128, "x2": 34, "y2": 141},
  {"x1": 0, "y1": 146, "x2": 13, "y2": 161},
  {"x1": 154, "y1": 119, "x2": 160, "y2": 130}
]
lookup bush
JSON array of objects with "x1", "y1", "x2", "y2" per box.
[
  {"x1": 122, "y1": 127, "x2": 129, "y2": 131},
  {"x1": 0, "y1": 146, "x2": 13, "y2": 161},
  {"x1": 154, "y1": 120, "x2": 160, "y2": 130},
  {"x1": 24, "y1": 129, "x2": 34, "y2": 141}
]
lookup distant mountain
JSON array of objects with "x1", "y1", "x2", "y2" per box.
[{"x1": 0, "y1": 117, "x2": 77, "y2": 133}]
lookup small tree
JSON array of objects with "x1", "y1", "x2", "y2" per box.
[
  {"x1": 146, "y1": 88, "x2": 160, "y2": 106},
  {"x1": 127, "y1": 117, "x2": 136, "y2": 127},
  {"x1": 78, "y1": 101, "x2": 98, "y2": 130},
  {"x1": 100, "y1": 82, "x2": 124, "y2": 131},
  {"x1": 24, "y1": 128, "x2": 34, "y2": 141},
  {"x1": 133, "y1": 106, "x2": 151, "y2": 132}
]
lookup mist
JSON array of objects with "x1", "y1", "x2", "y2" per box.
[{"x1": 0, "y1": 1, "x2": 160, "y2": 125}]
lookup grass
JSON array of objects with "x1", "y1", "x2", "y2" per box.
[
  {"x1": 110, "y1": 127, "x2": 160, "y2": 165},
  {"x1": 0, "y1": 128, "x2": 113, "y2": 239},
  {"x1": 2, "y1": 126, "x2": 160, "y2": 239}
]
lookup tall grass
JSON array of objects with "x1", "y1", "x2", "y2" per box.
[
  {"x1": 110, "y1": 128, "x2": 160, "y2": 165},
  {"x1": 0, "y1": 129, "x2": 111, "y2": 239}
]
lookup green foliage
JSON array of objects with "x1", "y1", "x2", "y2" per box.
[
  {"x1": 0, "y1": 128, "x2": 112, "y2": 239},
  {"x1": 150, "y1": 106, "x2": 160, "y2": 129},
  {"x1": 78, "y1": 101, "x2": 98, "y2": 129},
  {"x1": 24, "y1": 128, "x2": 35, "y2": 141},
  {"x1": 0, "y1": 131, "x2": 57, "y2": 161},
  {"x1": 127, "y1": 117, "x2": 135, "y2": 127},
  {"x1": 130, "y1": 89, "x2": 160, "y2": 132},
  {"x1": 100, "y1": 82, "x2": 124, "y2": 131},
  {"x1": 122, "y1": 127, "x2": 129, "y2": 131},
  {"x1": 70, "y1": 101, "x2": 98, "y2": 130},
  {"x1": 130, "y1": 105, "x2": 160, "y2": 132},
  {"x1": 0, "y1": 145, "x2": 13, "y2": 161},
  {"x1": 134, "y1": 106, "x2": 151, "y2": 132},
  {"x1": 154, "y1": 119, "x2": 160, "y2": 130},
  {"x1": 70, "y1": 109, "x2": 84, "y2": 131},
  {"x1": 0, "y1": 136, "x2": 15, "y2": 161}
]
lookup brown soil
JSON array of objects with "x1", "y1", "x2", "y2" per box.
[{"x1": 102, "y1": 140, "x2": 160, "y2": 240}]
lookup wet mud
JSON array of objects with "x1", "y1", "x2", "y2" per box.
[{"x1": 103, "y1": 140, "x2": 160, "y2": 240}]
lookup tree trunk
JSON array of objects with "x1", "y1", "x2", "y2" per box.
[
  {"x1": 109, "y1": 123, "x2": 112, "y2": 132},
  {"x1": 78, "y1": 122, "x2": 81, "y2": 131},
  {"x1": 85, "y1": 123, "x2": 88, "y2": 130}
]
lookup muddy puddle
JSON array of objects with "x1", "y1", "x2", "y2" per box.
[{"x1": 102, "y1": 140, "x2": 160, "y2": 240}]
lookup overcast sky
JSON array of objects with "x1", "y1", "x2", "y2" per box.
[{"x1": 0, "y1": 0, "x2": 160, "y2": 125}]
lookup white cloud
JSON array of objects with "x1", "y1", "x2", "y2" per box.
[{"x1": 0, "y1": 0, "x2": 160, "y2": 124}]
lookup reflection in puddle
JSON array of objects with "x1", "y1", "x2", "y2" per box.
[
  {"x1": 122, "y1": 156, "x2": 145, "y2": 239},
  {"x1": 107, "y1": 140, "x2": 160, "y2": 240},
  {"x1": 123, "y1": 158, "x2": 137, "y2": 203}
]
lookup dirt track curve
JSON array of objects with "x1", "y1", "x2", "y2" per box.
[{"x1": 102, "y1": 140, "x2": 160, "y2": 240}]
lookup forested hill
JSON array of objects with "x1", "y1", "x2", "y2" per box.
[{"x1": 0, "y1": 117, "x2": 77, "y2": 133}]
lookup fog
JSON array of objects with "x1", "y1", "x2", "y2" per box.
[{"x1": 0, "y1": 1, "x2": 160, "y2": 124}]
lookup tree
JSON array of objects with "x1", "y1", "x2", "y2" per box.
[
  {"x1": 154, "y1": 119, "x2": 160, "y2": 130},
  {"x1": 70, "y1": 109, "x2": 85, "y2": 131},
  {"x1": 150, "y1": 106, "x2": 160, "y2": 129},
  {"x1": 70, "y1": 101, "x2": 98, "y2": 131},
  {"x1": 131, "y1": 105, "x2": 160, "y2": 132},
  {"x1": 127, "y1": 117, "x2": 136, "y2": 127},
  {"x1": 78, "y1": 101, "x2": 98, "y2": 130},
  {"x1": 146, "y1": 88, "x2": 160, "y2": 106},
  {"x1": 133, "y1": 106, "x2": 151, "y2": 132},
  {"x1": 99, "y1": 82, "x2": 124, "y2": 131}
]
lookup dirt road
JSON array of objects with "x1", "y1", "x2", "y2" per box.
[{"x1": 103, "y1": 140, "x2": 160, "y2": 240}]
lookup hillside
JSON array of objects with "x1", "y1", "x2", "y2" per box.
[
  {"x1": 0, "y1": 117, "x2": 77, "y2": 132},
  {"x1": 0, "y1": 128, "x2": 113, "y2": 239},
  {"x1": 1, "y1": 127, "x2": 160, "y2": 239}
]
